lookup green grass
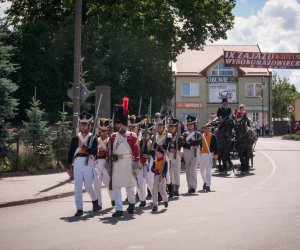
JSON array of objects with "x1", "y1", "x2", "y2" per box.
[{"x1": 282, "y1": 133, "x2": 300, "y2": 141}]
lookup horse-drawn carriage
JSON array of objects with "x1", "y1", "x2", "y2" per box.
[{"x1": 211, "y1": 115, "x2": 258, "y2": 175}]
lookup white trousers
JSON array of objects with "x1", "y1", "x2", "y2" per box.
[
  {"x1": 146, "y1": 158, "x2": 154, "y2": 194},
  {"x1": 113, "y1": 186, "x2": 136, "y2": 212},
  {"x1": 94, "y1": 159, "x2": 114, "y2": 206},
  {"x1": 183, "y1": 148, "x2": 200, "y2": 190},
  {"x1": 166, "y1": 156, "x2": 171, "y2": 184},
  {"x1": 199, "y1": 153, "x2": 213, "y2": 187},
  {"x1": 168, "y1": 151, "x2": 181, "y2": 185},
  {"x1": 137, "y1": 164, "x2": 148, "y2": 202},
  {"x1": 152, "y1": 175, "x2": 168, "y2": 206},
  {"x1": 73, "y1": 157, "x2": 97, "y2": 210}
]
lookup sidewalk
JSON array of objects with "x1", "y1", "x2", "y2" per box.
[{"x1": 0, "y1": 172, "x2": 74, "y2": 208}]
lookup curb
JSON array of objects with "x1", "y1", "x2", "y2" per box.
[{"x1": 0, "y1": 191, "x2": 74, "y2": 208}]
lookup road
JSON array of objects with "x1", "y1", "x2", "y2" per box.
[{"x1": 1, "y1": 137, "x2": 300, "y2": 250}]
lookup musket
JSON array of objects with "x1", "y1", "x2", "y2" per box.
[
  {"x1": 194, "y1": 118, "x2": 198, "y2": 158},
  {"x1": 151, "y1": 105, "x2": 164, "y2": 150},
  {"x1": 148, "y1": 96, "x2": 152, "y2": 121},
  {"x1": 138, "y1": 96, "x2": 142, "y2": 117},
  {"x1": 108, "y1": 114, "x2": 114, "y2": 190},
  {"x1": 86, "y1": 94, "x2": 102, "y2": 165},
  {"x1": 174, "y1": 122, "x2": 180, "y2": 159}
]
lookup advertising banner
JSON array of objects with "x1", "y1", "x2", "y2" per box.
[
  {"x1": 208, "y1": 83, "x2": 236, "y2": 103},
  {"x1": 224, "y1": 51, "x2": 300, "y2": 69}
]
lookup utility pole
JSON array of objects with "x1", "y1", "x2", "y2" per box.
[
  {"x1": 72, "y1": 0, "x2": 82, "y2": 135},
  {"x1": 261, "y1": 77, "x2": 266, "y2": 137}
]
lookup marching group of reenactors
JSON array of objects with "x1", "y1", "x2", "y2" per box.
[{"x1": 67, "y1": 97, "x2": 221, "y2": 218}]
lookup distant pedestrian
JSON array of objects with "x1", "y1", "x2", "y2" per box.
[
  {"x1": 294, "y1": 122, "x2": 300, "y2": 133},
  {"x1": 255, "y1": 122, "x2": 261, "y2": 136}
]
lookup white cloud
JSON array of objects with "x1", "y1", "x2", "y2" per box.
[
  {"x1": 289, "y1": 71, "x2": 300, "y2": 90},
  {"x1": 214, "y1": 0, "x2": 300, "y2": 91},
  {"x1": 0, "y1": 2, "x2": 11, "y2": 19}
]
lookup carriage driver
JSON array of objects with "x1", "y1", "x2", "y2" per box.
[{"x1": 217, "y1": 98, "x2": 232, "y2": 119}]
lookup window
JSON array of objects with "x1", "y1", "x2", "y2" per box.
[
  {"x1": 211, "y1": 61, "x2": 234, "y2": 76},
  {"x1": 252, "y1": 113, "x2": 259, "y2": 123},
  {"x1": 181, "y1": 83, "x2": 200, "y2": 97},
  {"x1": 245, "y1": 83, "x2": 262, "y2": 97}
]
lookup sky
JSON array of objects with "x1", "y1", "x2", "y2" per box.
[
  {"x1": 214, "y1": 0, "x2": 300, "y2": 91},
  {"x1": 1, "y1": 0, "x2": 300, "y2": 90}
]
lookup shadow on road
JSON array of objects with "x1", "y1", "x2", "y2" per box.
[
  {"x1": 38, "y1": 179, "x2": 73, "y2": 193},
  {"x1": 60, "y1": 207, "x2": 113, "y2": 223},
  {"x1": 100, "y1": 213, "x2": 136, "y2": 225},
  {"x1": 180, "y1": 193, "x2": 199, "y2": 197}
]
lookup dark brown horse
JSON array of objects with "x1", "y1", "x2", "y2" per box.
[
  {"x1": 234, "y1": 115, "x2": 257, "y2": 173},
  {"x1": 213, "y1": 117, "x2": 235, "y2": 174}
]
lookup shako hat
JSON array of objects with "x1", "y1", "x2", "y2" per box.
[
  {"x1": 203, "y1": 122, "x2": 212, "y2": 128},
  {"x1": 113, "y1": 97, "x2": 129, "y2": 126},
  {"x1": 186, "y1": 114, "x2": 196, "y2": 124},
  {"x1": 169, "y1": 118, "x2": 179, "y2": 126},
  {"x1": 222, "y1": 98, "x2": 228, "y2": 103},
  {"x1": 156, "y1": 145, "x2": 165, "y2": 155},
  {"x1": 78, "y1": 111, "x2": 93, "y2": 123},
  {"x1": 129, "y1": 115, "x2": 143, "y2": 127},
  {"x1": 98, "y1": 118, "x2": 110, "y2": 131},
  {"x1": 157, "y1": 115, "x2": 166, "y2": 125},
  {"x1": 141, "y1": 122, "x2": 154, "y2": 133}
]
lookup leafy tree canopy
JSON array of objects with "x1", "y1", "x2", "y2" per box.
[
  {"x1": 2, "y1": 0, "x2": 235, "y2": 121},
  {"x1": 272, "y1": 73, "x2": 300, "y2": 120}
]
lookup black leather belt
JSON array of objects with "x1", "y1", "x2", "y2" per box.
[
  {"x1": 75, "y1": 153, "x2": 88, "y2": 158},
  {"x1": 96, "y1": 156, "x2": 106, "y2": 159}
]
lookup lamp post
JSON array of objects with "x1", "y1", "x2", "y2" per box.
[{"x1": 261, "y1": 77, "x2": 266, "y2": 136}]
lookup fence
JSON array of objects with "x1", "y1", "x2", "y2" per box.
[{"x1": 1, "y1": 126, "x2": 71, "y2": 173}]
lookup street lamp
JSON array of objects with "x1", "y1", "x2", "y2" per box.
[{"x1": 261, "y1": 77, "x2": 266, "y2": 136}]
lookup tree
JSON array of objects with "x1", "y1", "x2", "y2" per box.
[
  {"x1": 0, "y1": 30, "x2": 19, "y2": 169},
  {"x1": 55, "y1": 107, "x2": 72, "y2": 168},
  {"x1": 2, "y1": 0, "x2": 75, "y2": 123},
  {"x1": 22, "y1": 90, "x2": 53, "y2": 171},
  {"x1": 2, "y1": 0, "x2": 235, "y2": 119},
  {"x1": 272, "y1": 73, "x2": 300, "y2": 120}
]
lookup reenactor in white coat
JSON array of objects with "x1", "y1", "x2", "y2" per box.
[
  {"x1": 109, "y1": 99, "x2": 141, "y2": 218},
  {"x1": 167, "y1": 118, "x2": 182, "y2": 196},
  {"x1": 94, "y1": 118, "x2": 115, "y2": 209},
  {"x1": 67, "y1": 111, "x2": 101, "y2": 217},
  {"x1": 180, "y1": 115, "x2": 201, "y2": 194}
]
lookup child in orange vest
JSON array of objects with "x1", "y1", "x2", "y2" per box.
[{"x1": 151, "y1": 146, "x2": 168, "y2": 212}]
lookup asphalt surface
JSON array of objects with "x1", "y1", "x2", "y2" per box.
[{"x1": 1, "y1": 137, "x2": 300, "y2": 250}]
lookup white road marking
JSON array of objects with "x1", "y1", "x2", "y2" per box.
[{"x1": 255, "y1": 150, "x2": 277, "y2": 190}]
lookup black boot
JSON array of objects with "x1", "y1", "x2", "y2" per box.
[
  {"x1": 205, "y1": 186, "x2": 211, "y2": 192},
  {"x1": 139, "y1": 200, "x2": 146, "y2": 207},
  {"x1": 74, "y1": 209, "x2": 83, "y2": 217},
  {"x1": 167, "y1": 184, "x2": 174, "y2": 198},
  {"x1": 112, "y1": 210, "x2": 124, "y2": 217},
  {"x1": 127, "y1": 203, "x2": 135, "y2": 214},
  {"x1": 173, "y1": 185, "x2": 180, "y2": 196},
  {"x1": 164, "y1": 201, "x2": 168, "y2": 208},
  {"x1": 152, "y1": 206, "x2": 158, "y2": 212},
  {"x1": 203, "y1": 183, "x2": 206, "y2": 191},
  {"x1": 135, "y1": 192, "x2": 140, "y2": 202},
  {"x1": 158, "y1": 192, "x2": 162, "y2": 202},
  {"x1": 146, "y1": 188, "x2": 152, "y2": 199},
  {"x1": 92, "y1": 200, "x2": 101, "y2": 212}
]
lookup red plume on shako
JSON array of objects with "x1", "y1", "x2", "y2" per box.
[{"x1": 122, "y1": 97, "x2": 129, "y2": 117}]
